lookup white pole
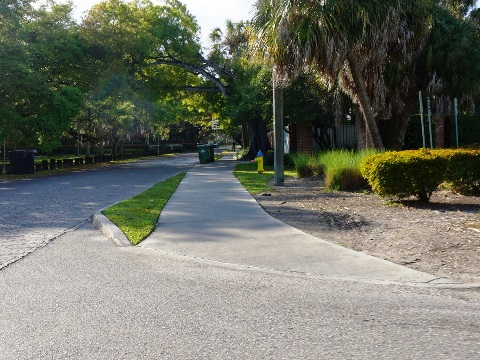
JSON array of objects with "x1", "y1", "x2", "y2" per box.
[
  {"x1": 419, "y1": 91, "x2": 425, "y2": 148},
  {"x1": 427, "y1": 97, "x2": 433, "y2": 149}
]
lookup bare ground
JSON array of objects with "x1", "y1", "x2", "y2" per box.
[{"x1": 255, "y1": 177, "x2": 480, "y2": 284}]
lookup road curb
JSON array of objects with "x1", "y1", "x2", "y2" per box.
[{"x1": 91, "y1": 211, "x2": 132, "y2": 247}]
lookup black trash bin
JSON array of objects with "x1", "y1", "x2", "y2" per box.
[
  {"x1": 25, "y1": 150, "x2": 35, "y2": 174},
  {"x1": 207, "y1": 143, "x2": 215, "y2": 162},
  {"x1": 8, "y1": 150, "x2": 35, "y2": 175},
  {"x1": 8, "y1": 150, "x2": 27, "y2": 175}
]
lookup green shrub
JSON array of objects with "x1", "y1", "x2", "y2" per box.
[
  {"x1": 360, "y1": 149, "x2": 450, "y2": 202},
  {"x1": 265, "y1": 150, "x2": 295, "y2": 168},
  {"x1": 437, "y1": 149, "x2": 480, "y2": 195},
  {"x1": 284, "y1": 153, "x2": 294, "y2": 168}
]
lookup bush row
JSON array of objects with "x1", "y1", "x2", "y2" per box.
[{"x1": 360, "y1": 149, "x2": 480, "y2": 201}]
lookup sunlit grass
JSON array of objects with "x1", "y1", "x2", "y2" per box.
[
  {"x1": 233, "y1": 162, "x2": 296, "y2": 195},
  {"x1": 102, "y1": 172, "x2": 186, "y2": 245}
]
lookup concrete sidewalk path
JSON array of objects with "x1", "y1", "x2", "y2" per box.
[{"x1": 139, "y1": 157, "x2": 452, "y2": 285}]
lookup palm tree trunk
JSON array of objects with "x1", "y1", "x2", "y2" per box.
[{"x1": 347, "y1": 54, "x2": 384, "y2": 149}]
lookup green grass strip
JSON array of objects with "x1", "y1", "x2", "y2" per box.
[
  {"x1": 233, "y1": 162, "x2": 296, "y2": 195},
  {"x1": 234, "y1": 163, "x2": 274, "y2": 194},
  {"x1": 102, "y1": 172, "x2": 186, "y2": 245}
]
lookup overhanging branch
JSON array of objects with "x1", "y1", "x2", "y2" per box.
[
  {"x1": 181, "y1": 86, "x2": 222, "y2": 93},
  {"x1": 150, "y1": 56, "x2": 231, "y2": 96}
]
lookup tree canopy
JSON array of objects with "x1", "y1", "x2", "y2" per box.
[
  {"x1": 251, "y1": 0, "x2": 480, "y2": 149},
  {"x1": 1, "y1": 0, "x2": 479, "y2": 155}
]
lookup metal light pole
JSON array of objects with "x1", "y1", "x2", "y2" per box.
[
  {"x1": 419, "y1": 91, "x2": 426, "y2": 148},
  {"x1": 427, "y1": 97, "x2": 433, "y2": 149},
  {"x1": 273, "y1": 70, "x2": 284, "y2": 186}
]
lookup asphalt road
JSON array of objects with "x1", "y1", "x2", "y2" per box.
[
  {"x1": 0, "y1": 224, "x2": 479, "y2": 359},
  {"x1": 1, "y1": 153, "x2": 479, "y2": 359},
  {"x1": 0, "y1": 153, "x2": 198, "y2": 269}
]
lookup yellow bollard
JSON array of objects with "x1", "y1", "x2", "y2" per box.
[{"x1": 253, "y1": 150, "x2": 264, "y2": 173}]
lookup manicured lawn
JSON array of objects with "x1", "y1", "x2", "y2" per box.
[
  {"x1": 233, "y1": 162, "x2": 296, "y2": 195},
  {"x1": 102, "y1": 172, "x2": 186, "y2": 245}
]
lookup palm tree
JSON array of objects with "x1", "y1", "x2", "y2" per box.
[
  {"x1": 251, "y1": 0, "x2": 430, "y2": 149},
  {"x1": 424, "y1": 5, "x2": 480, "y2": 116}
]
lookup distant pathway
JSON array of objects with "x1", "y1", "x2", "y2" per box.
[{"x1": 0, "y1": 154, "x2": 198, "y2": 269}]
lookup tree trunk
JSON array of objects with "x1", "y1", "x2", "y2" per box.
[
  {"x1": 382, "y1": 114, "x2": 411, "y2": 150},
  {"x1": 246, "y1": 121, "x2": 271, "y2": 159},
  {"x1": 241, "y1": 124, "x2": 249, "y2": 150},
  {"x1": 435, "y1": 117, "x2": 446, "y2": 149},
  {"x1": 98, "y1": 141, "x2": 105, "y2": 155},
  {"x1": 355, "y1": 109, "x2": 367, "y2": 150},
  {"x1": 119, "y1": 140, "x2": 125, "y2": 158},
  {"x1": 113, "y1": 137, "x2": 120, "y2": 156},
  {"x1": 347, "y1": 54, "x2": 384, "y2": 149},
  {"x1": 84, "y1": 141, "x2": 91, "y2": 156},
  {"x1": 384, "y1": 99, "x2": 418, "y2": 150}
]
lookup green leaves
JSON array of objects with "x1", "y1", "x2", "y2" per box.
[
  {"x1": 0, "y1": 1, "x2": 87, "y2": 148},
  {"x1": 32, "y1": 86, "x2": 84, "y2": 152}
]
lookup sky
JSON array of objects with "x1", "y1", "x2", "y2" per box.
[
  {"x1": 48, "y1": 0, "x2": 255, "y2": 48},
  {"x1": 38, "y1": 0, "x2": 480, "y2": 47}
]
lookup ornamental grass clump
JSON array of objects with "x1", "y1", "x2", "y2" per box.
[
  {"x1": 291, "y1": 149, "x2": 380, "y2": 191},
  {"x1": 290, "y1": 153, "x2": 323, "y2": 178},
  {"x1": 319, "y1": 149, "x2": 378, "y2": 191}
]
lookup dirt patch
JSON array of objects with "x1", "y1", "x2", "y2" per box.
[{"x1": 255, "y1": 177, "x2": 480, "y2": 284}]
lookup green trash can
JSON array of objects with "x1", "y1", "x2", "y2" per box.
[
  {"x1": 197, "y1": 144, "x2": 210, "y2": 164},
  {"x1": 207, "y1": 143, "x2": 215, "y2": 162}
]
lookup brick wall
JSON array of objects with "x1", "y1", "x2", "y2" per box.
[{"x1": 296, "y1": 123, "x2": 313, "y2": 153}]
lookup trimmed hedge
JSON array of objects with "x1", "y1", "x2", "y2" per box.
[
  {"x1": 437, "y1": 149, "x2": 480, "y2": 195},
  {"x1": 360, "y1": 149, "x2": 480, "y2": 201}
]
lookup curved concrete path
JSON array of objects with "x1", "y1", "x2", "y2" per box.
[{"x1": 137, "y1": 157, "x2": 454, "y2": 285}]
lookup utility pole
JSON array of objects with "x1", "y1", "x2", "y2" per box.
[
  {"x1": 273, "y1": 70, "x2": 284, "y2": 186},
  {"x1": 419, "y1": 91, "x2": 425, "y2": 148}
]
